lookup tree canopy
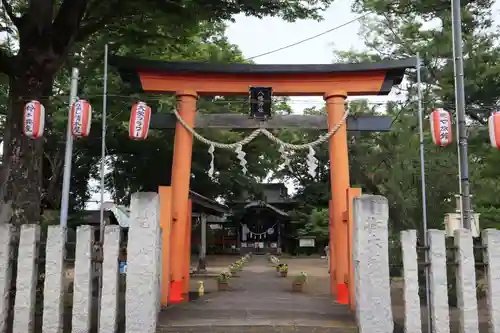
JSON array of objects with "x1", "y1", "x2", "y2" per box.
[
  {"x1": 282, "y1": 0, "x2": 500, "y2": 240},
  {"x1": 0, "y1": 0, "x2": 333, "y2": 225},
  {"x1": 1, "y1": 0, "x2": 499, "y2": 241}
]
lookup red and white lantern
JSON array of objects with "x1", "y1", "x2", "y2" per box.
[
  {"x1": 71, "y1": 100, "x2": 92, "y2": 138},
  {"x1": 488, "y1": 112, "x2": 500, "y2": 150},
  {"x1": 129, "y1": 101, "x2": 151, "y2": 140},
  {"x1": 23, "y1": 100, "x2": 45, "y2": 139},
  {"x1": 430, "y1": 108, "x2": 453, "y2": 147}
]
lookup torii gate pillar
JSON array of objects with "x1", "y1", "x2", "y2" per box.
[
  {"x1": 325, "y1": 91, "x2": 350, "y2": 300},
  {"x1": 169, "y1": 91, "x2": 197, "y2": 303}
]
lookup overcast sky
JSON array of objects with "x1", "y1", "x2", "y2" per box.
[
  {"x1": 227, "y1": 0, "x2": 364, "y2": 64},
  {"x1": 226, "y1": 0, "x2": 368, "y2": 113}
]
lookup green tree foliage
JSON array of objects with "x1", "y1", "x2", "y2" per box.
[
  {"x1": 1, "y1": 20, "x2": 295, "y2": 214},
  {"x1": 0, "y1": 0, "x2": 335, "y2": 224},
  {"x1": 298, "y1": 208, "x2": 329, "y2": 242},
  {"x1": 282, "y1": 0, "x2": 500, "y2": 240}
]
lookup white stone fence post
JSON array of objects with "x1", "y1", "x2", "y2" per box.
[
  {"x1": 0, "y1": 192, "x2": 162, "y2": 333},
  {"x1": 352, "y1": 195, "x2": 392, "y2": 333},
  {"x1": 352, "y1": 195, "x2": 500, "y2": 333}
]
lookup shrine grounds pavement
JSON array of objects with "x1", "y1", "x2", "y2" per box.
[
  {"x1": 157, "y1": 256, "x2": 357, "y2": 333},
  {"x1": 156, "y1": 254, "x2": 494, "y2": 333}
]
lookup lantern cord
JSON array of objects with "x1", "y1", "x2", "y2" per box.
[{"x1": 14, "y1": 92, "x2": 500, "y2": 115}]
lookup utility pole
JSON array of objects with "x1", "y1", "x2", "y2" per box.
[
  {"x1": 451, "y1": 0, "x2": 472, "y2": 230},
  {"x1": 59, "y1": 68, "x2": 79, "y2": 228},
  {"x1": 416, "y1": 53, "x2": 432, "y2": 333}
]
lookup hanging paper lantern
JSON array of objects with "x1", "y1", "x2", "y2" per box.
[
  {"x1": 430, "y1": 108, "x2": 453, "y2": 147},
  {"x1": 129, "y1": 101, "x2": 151, "y2": 140},
  {"x1": 71, "y1": 100, "x2": 92, "y2": 138},
  {"x1": 488, "y1": 112, "x2": 500, "y2": 149},
  {"x1": 23, "y1": 100, "x2": 45, "y2": 139}
]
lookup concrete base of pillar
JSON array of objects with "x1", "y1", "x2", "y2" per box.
[{"x1": 197, "y1": 258, "x2": 207, "y2": 272}]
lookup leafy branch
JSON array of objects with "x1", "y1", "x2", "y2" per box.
[{"x1": 1, "y1": 0, "x2": 19, "y2": 26}]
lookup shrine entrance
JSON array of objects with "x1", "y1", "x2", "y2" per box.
[
  {"x1": 110, "y1": 56, "x2": 415, "y2": 310},
  {"x1": 237, "y1": 200, "x2": 288, "y2": 255}
]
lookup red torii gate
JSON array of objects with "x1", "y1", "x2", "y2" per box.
[{"x1": 111, "y1": 56, "x2": 415, "y2": 309}]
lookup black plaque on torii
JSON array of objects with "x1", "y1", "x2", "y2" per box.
[{"x1": 249, "y1": 86, "x2": 272, "y2": 121}]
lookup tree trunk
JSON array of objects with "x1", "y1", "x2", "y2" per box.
[
  {"x1": 43, "y1": 149, "x2": 64, "y2": 209},
  {"x1": 2, "y1": 73, "x2": 53, "y2": 225}
]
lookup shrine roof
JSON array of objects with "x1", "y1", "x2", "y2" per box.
[
  {"x1": 109, "y1": 55, "x2": 417, "y2": 96},
  {"x1": 243, "y1": 201, "x2": 288, "y2": 217},
  {"x1": 189, "y1": 190, "x2": 229, "y2": 216}
]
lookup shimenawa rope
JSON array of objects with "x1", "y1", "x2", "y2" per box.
[{"x1": 170, "y1": 107, "x2": 349, "y2": 178}]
